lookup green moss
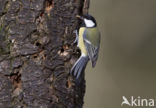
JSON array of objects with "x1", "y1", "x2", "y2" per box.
[
  {"x1": 0, "y1": 47, "x2": 6, "y2": 55},
  {"x1": 0, "y1": 23, "x2": 11, "y2": 55},
  {"x1": 0, "y1": 24, "x2": 3, "y2": 32}
]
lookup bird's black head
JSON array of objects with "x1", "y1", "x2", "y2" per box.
[{"x1": 77, "y1": 14, "x2": 97, "y2": 28}]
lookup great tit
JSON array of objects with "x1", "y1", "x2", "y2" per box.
[{"x1": 71, "y1": 14, "x2": 101, "y2": 80}]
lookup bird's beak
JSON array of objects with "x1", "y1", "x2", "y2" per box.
[{"x1": 76, "y1": 15, "x2": 84, "y2": 20}]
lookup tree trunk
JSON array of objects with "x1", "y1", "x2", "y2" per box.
[{"x1": 0, "y1": 0, "x2": 89, "y2": 107}]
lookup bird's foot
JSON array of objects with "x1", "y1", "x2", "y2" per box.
[{"x1": 73, "y1": 30, "x2": 79, "y2": 44}]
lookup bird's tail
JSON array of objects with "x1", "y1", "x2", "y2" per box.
[{"x1": 70, "y1": 55, "x2": 89, "y2": 80}]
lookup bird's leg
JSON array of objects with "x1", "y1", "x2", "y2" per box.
[{"x1": 73, "y1": 30, "x2": 79, "y2": 44}]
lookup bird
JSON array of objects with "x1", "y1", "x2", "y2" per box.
[{"x1": 70, "y1": 14, "x2": 101, "y2": 81}]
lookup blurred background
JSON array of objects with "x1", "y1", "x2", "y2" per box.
[{"x1": 84, "y1": 0, "x2": 156, "y2": 108}]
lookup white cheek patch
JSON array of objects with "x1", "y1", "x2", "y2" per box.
[{"x1": 84, "y1": 19, "x2": 95, "y2": 27}]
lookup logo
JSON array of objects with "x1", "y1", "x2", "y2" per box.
[{"x1": 121, "y1": 96, "x2": 155, "y2": 107}]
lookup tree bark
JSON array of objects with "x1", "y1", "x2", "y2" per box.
[{"x1": 0, "y1": 0, "x2": 89, "y2": 108}]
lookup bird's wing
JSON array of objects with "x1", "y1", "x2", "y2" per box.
[{"x1": 83, "y1": 28, "x2": 100, "y2": 67}]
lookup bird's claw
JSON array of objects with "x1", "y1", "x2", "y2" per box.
[{"x1": 73, "y1": 30, "x2": 78, "y2": 44}]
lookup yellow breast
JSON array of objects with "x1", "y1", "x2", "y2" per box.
[{"x1": 78, "y1": 27, "x2": 87, "y2": 55}]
